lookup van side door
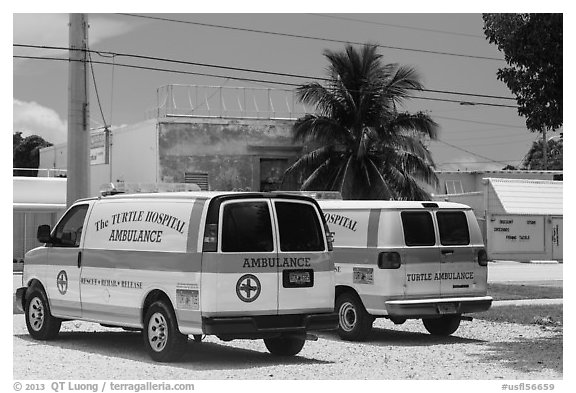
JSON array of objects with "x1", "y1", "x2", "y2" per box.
[
  {"x1": 45, "y1": 203, "x2": 90, "y2": 318},
  {"x1": 400, "y1": 211, "x2": 441, "y2": 297},
  {"x1": 272, "y1": 199, "x2": 333, "y2": 314}
]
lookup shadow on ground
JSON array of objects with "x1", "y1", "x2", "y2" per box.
[
  {"x1": 14, "y1": 329, "x2": 333, "y2": 371},
  {"x1": 473, "y1": 333, "x2": 563, "y2": 375},
  {"x1": 319, "y1": 326, "x2": 484, "y2": 347}
]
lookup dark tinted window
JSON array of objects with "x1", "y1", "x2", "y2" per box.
[
  {"x1": 401, "y1": 211, "x2": 435, "y2": 246},
  {"x1": 53, "y1": 204, "x2": 89, "y2": 247},
  {"x1": 221, "y1": 202, "x2": 273, "y2": 252},
  {"x1": 275, "y1": 202, "x2": 324, "y2": 251},
  {"x1": 437, "y1": 211, "x2": 470, "y2": 246}
]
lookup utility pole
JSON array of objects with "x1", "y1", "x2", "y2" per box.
[
  {"x1": 542, "y1": 128, "x2": 548, "y2": 170},
  {"x1": 67, "y1": 13, "x2": 90, "y2": 207}
]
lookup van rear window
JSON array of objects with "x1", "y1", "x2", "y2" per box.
[
  {"x1": 221, "y1": 202, "x2": 273, "y2": 252},
  {"x1": 275, "y1": 202, "x2": 324, "y2": 251},
  {"x1": 401, "y1": 211, "x2": 435, "y2": 246},
  {"x1": 437, "y1": 211, "x2": 470, "y2": 246}
]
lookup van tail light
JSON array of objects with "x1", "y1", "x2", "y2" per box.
[
  {"x1": 203, "y1": 223, "x2": 218, "y2": 252},
  {"x1": 477, "y1": 249, "x2": 488, "y2": 266},
  {"x1": 323, "y1": 222, "x2": 334, "y2": 251},
  {"x1": 378, "y1": 252, "x2": 401, "y2": 269},
  {"x1": 326, "y1": 231, "x2": 334, "y2": 251}
]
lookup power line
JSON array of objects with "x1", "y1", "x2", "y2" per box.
[
  {"x1": 117, "y1": 13, "x2": 505, "y2": 62},
  {"x1": 308, "y1": 13, "x2": 485, "y2": 39},
  {"x1": 437, "y1": 159, "x2": 523, "y2": 165},
  {"x1": 14, "y1": 44, "x2": 518, "y2": 106},
  {"x1": 88, "y1": 51, "x2": 108, "y2": 128},
  {"x1": 14, "y1": 54, "x2": 518, "y2": 109},
  {"x1": 434, "y1": 115, "x2": 526, "y2": 129},
  {"x1": 434, "y1": 139, "x2": 513, "y2": 166}
]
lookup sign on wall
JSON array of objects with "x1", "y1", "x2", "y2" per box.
[{"x1": 489, "y1": 215, "x2": 544, "y2": 253}]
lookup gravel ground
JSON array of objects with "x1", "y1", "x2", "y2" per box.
[{"x1": 13, "y1": 314, "x2": 562, "y2": 380}]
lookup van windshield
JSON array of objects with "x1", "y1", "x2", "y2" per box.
[
  {"x1": 275, "y1": 202, "x2": 324, "y2": 252},
  {"x1": 221, "y1": 201, "x2": 273, "y2": 252},
  {"x1": 437, "y1": 211, "x2": 470, "y2": 246}
]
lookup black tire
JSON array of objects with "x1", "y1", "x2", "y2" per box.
[
  {"x1": 143, "y1": 301, "x2": 187, "y2": 362},
  {"x1": 264, "y1": 334, "x2": 305, "y2": 356},
  {"x1": 335, "y1": 292, "x2": 374, "y2": 341},
  {"x1": 192, "y1": 335, "x2": 203, "y2": 343},
  {"x1": 25, "y1": 288, "x2": 61, "y2": 340},
  {"x1": 422, "y1": 315, "x2": 461, "y2": 336}
]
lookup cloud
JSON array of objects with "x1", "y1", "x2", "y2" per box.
[
  {"x1": 13, "y1": 14, "x2": 138, "y2": 66},
  {"x1": 13, "y1": 99, "x2": 67, "y2": 144}
]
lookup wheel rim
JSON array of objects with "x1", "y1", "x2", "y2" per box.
[
  {"x1": 339, "y1": 301, "x2": 357, "y2": 332},
  {"x1": 148, "y1": 312, "x2": 168, "y2": 352},
  {"x1": 28, "y1": 297, "x2": 45, "y2": 332}
]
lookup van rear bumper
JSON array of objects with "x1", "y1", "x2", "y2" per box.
[
  {"x1": 385, "y1": 296, "x2": 493, "y2": 317},
  {"x1": 202, "y1": 312, "x2": 338, "y2": 339}
]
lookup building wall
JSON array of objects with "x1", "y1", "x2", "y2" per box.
[
  {"x1": 158, "y1": 118, "x2": 302, "y2": 191},
  {"x1": 435, "y1": 171, "x2": 560, "y2": 195},
  {"x1": 109, "y1": 120, "x2": 158, "y2": 187}
]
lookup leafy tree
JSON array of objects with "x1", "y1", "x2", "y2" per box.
[
  {"x1": 13, "y1": 132, "x2": 53, "y2": 177},
  {"x1": 483, "y1": 14, "x2": 562, "y2": 133},
  {"x1": 521, "y1": 138, "x2": 562, "y2": 170},
  {"x1": 283, "y1": 44, "x2": 439, "y2": 200}
]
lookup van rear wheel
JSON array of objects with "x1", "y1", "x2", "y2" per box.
[
  {"x1": 25, "y1": 288, "x2": 61, "y2": 340},
  {"x1": 336, "y1": 292, "x2": 374, "y2": 341},
  {"x1": 264, "y1": 334, "x2": 305, "y2": 356},
  {"x1": 143, "y1": 301, "x2": 187, "y2": 362},
  {"x1": 423, "y1": 315, "x2": 461, "y2": 336}
]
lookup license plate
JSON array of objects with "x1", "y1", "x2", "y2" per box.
[
  {"x1": 283, "y1": 269, "x2": 314, "y2": 288},
  {"x1": 290, "y1": 271, "x2": 310, "y2": 284},
  {"x1": 438, "y1": 303, "x2": 457, "y2": 314}
]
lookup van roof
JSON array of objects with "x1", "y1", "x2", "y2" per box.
[
  {"x1": 317, "y1": 200, "x2": 472, "y2": 210},
  {"x1": 93, "y1": 191, "x2": 318, "y2": 202}
]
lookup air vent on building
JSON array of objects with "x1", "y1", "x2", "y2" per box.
[{"x1": 184, "y1": 172, "x2": 209, "y2": 191}]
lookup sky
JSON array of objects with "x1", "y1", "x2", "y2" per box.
[{"x1": 11, "y1": 7, "x2": 565, "y2": 173}]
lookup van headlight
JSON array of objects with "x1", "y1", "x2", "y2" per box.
[{"x1": 378, "y1": 252, "x2": 401, "y2": 269}]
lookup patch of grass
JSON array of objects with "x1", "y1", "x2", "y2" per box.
[
  {"x1": 474, "y1": 304, "x2": 563, "y2": 326},
  {"x1": 488, "y1": 283, "x2": 563, "y2": 301}
]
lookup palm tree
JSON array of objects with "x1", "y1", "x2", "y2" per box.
[{"x1": 283, "y1": 44, "x2": 439, "y2": 200}]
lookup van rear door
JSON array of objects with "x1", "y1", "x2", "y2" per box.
[
  {"x1": 203, "y1": 198, "x2": 279, "y2": 316},
  {"x1": 436, "y1": 210, "x2": 484, "y2": 297},
  {"x1": 400, "y1": 211, "x2": 441, "y2": 297},
  {"x1": 272, "y1": 199, "x2": 333, "y2": 314}
]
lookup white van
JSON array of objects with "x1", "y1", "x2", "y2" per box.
[
  {"x1": 16, "y1": 192, "x2": 337, "y2": 361},
  {"x1": 318, "y1": 200, "x2": 492, "y2": 340}
]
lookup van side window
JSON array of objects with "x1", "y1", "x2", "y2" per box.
[
  {"x1": 401, "y1": 211, "x2": 435, "y2": 246},
  {"x1": 275, "y1": 202, "x2": 324, "y2": 251},
  {"x1": 53, "y1": 204, "x2": 89, "y2": 247},
  {"x1": 437, "y1": 211, "x2": 470, "y2": 246},
  {"x1": 221, "y1": 201, "x2": 273, "y2": 252}
]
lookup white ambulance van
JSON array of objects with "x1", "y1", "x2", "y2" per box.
[
  {"x1": 16, "y1": 192, "x2": 337, "y2": 361},
  {"x1": 318, "y1": 200, "x2": 492, "y2": 341}
]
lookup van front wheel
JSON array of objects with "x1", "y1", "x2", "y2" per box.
[
  {"x1": 25, "y1": 289, "x2": 61, "y2": 340},
  {"x1": 336, "y1": 292, "x2": 374, "y2": 341},
  {"x1": 143, "y1": 301, "x2": 187, "y2": 362},
  {"x1": 264, "y1": 334, "x2": 305, "y2": 356},
  {"x1": 423, "y1": 315, "x2": 461, "y2": 336}
]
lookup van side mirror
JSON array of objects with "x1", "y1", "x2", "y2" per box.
[{"x1": 37, "y1": 225, "x2": 52, "y2": 244}]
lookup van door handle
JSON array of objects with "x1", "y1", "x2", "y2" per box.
[
  {"x1": 441, "y1": 250, "x2": 454, "y2": 255},
  {"x1": 77, "y1": 251, "x2": 82, "y2": 268}
]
